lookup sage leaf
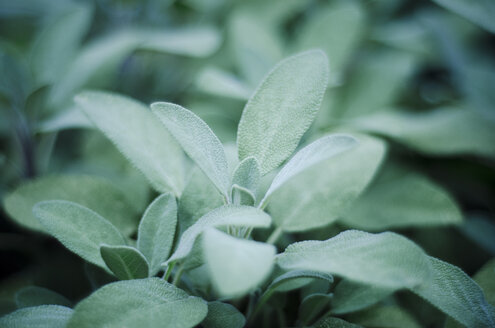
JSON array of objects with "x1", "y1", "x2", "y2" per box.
[
  {"x1": 196, "y1": 67, "x2": 251, "y2": 100},
  {"x1": 0, "y1": 305, "x2": 73, "y2": 328},
  {"x1": 267, "y1": 270, "x2": 333, "y2": 294},
  {"x1": 299, "y1": 293, "x2": 333, "y2": 326},
  {"x1": 202, "y1": 228, "x2": 276, "y2": 298},
  {"x1": 166, "y1": 205, "x2": 271, "y2": 265},
  {"x1": 67, "y1": 278, "x2": 207, "y2": 328},
  {"x1": 100, "y1": 245, "x2": 149, "y2": 280},
  {"x1": 75, "y1": 91, "x2": 185, "y2": 195},
  {"x1": 3, "y1": 175, "x2": 139, "y2": 235},
  {"x1": 461, "y1": 215, "x2": 495, "y2": 255},
  {"x1": 152, "y1": 102, "x2": 230, "y2": 199},
  {"x1": 15, "y1": 286, "x2": 71, "y2": 308},
  {"x1": 432, "y1": 0, "x2": 495, "y2": 33},
  {"x1": 237, "y1": 49, "x2": 329, "y2": 175},
  {"x1": 231, "y1": 156, "x2": 261, "y2": 203},
  {"x1": 268, "y1": 134, "x2": 385, "y2": 232},
  {"x1": 313, "y1": 317, "x2": 363, "y2": 328},
  {"x1": 137, "y1": 193, "x2": 177, "y2": 275},
  {"x1": 261, "y1": 134, "x2": 357, "y2": 207},
  {"x1": 348, "y1": 305, "x2": 421, "y2": 328},
  {"x1": 331, "y1": 280, "x2": 394, "y2": 315},
  {"x1": 34, "y1": 200, "x2": 126, "y2": 268},
  {"x1": 202, "y1": 301, "x2": 246, "y2": 328},
  {"x1": 276, "y1": 230, "x2": 431, "y2": 289}
]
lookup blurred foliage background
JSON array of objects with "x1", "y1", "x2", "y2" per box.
[{"x1": 0, "y1": 0, "x2": 494, "y2": 326}]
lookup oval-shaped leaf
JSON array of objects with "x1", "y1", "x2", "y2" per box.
[
  {"x1": 299, "y1": 293, "x2": 333, "y2": 325},
  {"x1": 15, "y1": 286, "x2": 71, "y2": 308},
  {"x1": 232, "y1": 156, "x2": 261, "y2": 203},
  {"x1": 237, "y1": 49, "x2": 329, "y2": 175},
  {"x1": 3, "y1": 175, "x2": 139, "y2": 235},
  {"x1": 0, "y1": 305, "x2": 73, "y2": 328},
  {"x1": 151, "y1": 102, "x2": 230, "y2": 199},
  {"x1": 277, "y1": 230, "x2": 432, "y2": 289},
  {"x1": 67, "y1": 278, "x2": 207, "y2": 328},
  {"x1": 75, "y1": 91, "x2": 185, "y2": 196},
  {"x1": 166, "y1": 205, "x2": 271, "y2": 265},
  {"x1": 34, "y1": 200, "x2": 126, "y2": 268},
  {"x1": 137, "y1": 193, "x2": 177, "y2": 275},
  {"x1": 203, "y1": 228, "x2": 276, "y2": 298},
  {"x1": 202, "y1": 301, "x2": 246, "y2": 328},
  {"x1": 100, "y1": 245, "x2": 149, "y2": 280}
]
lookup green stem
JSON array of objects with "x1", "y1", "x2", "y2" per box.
[
  {"x1": 163, "y1": 262, "x2": 175, "y2": 281},
  {"x1": 266, "y1": 226, "x2": 283, "y2": 245},
  {"x1": 172, "y1": 264, "x2": 185, "y2": 286}
]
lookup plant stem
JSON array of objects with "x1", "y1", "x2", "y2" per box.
[
  {"x1": 162, "y1": 262, "x2": 175, "y2": 281},
  {"x1": 172, "y1": 264, "x2": 184, "y2": 286},
  {"x1": 266, "y1": 226, "x2": 283, "y2": 245}
]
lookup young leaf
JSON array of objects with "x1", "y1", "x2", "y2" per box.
[
  {"x1": 266, "y1": 270, "x2": 333, "y2": 294},
  {"x1": 151, "y1": 102, "x2": 230, "y2": 199},
  {"x1": 75, "y1": 91, "x2": 185, "y2": 196},
  {"x1": 3, "y1": 175, "x2": 139, "y2": 235},
  {"x1": 298, "y1": 293, "x2": 333, "y2": 326},
  {"x1": 15, "y1": 286, "x2": 71, "y2": 308},
  {"x1": 261, "y1": 134, "x2": 357, "y2": 206},
  {"x1": 231, "y1": 156, "x2": 261, "y2": 203},
  {"x1": 137, "y1": 193, "x2": 177, "y2": 275},
  {"x1": 237, "y1": 49, "x2": 329, "y2": 175},
  {"x1": 331, "y1": 280, "x2": 394, "y2": 315},
  {"x1": 202, "y1": 228, "x2": 276, "y2": 298},
  {"x1": 268, "y1": 134, "x2": 385, "y2": 232},
  {"x1": 34, "y1": 200, "x2": 126, "y2": 268},
  {"x1": 202, "y1": 301, "x2": 246, "y2": 328},
  {"x1": 432, "y1": 0, "x2": 495, "y2": 33},
  {"x1": 0, "y1": 305, "x2": 73, "y2": 328},
  {"x1": 166, "y1": 205, "x2": 271, "y2": 265},
  {"x1": 100, "y1": 245, "x2": 149, "y2": 280},
  {"x1": 276, "y1": 230, "x2": 431, "y2": 289},
  {"x1": 67, "y1": 278, "x2": 207, "y2": 328},
  {"x1": 413, "y1": 256, "x2": 495, "y2": 328}
]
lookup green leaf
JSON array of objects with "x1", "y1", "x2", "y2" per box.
[
  {"x1": 137, "y1": 193, "x2": 177, "y2": 275},
  {"x1": 277, "y1": 230, "x2": 431, "y2": 289},
  {"x1": 342, "y1": 168, "x2": 462, "y2": 230},
  {"x1": 348, "y1": 305, "x2": 421, "y2": 328},
  {"x1": 313, "y1": 317, "x2": 363, "y2": 328},
  {"x1": 151, "y1": 102, "x2": 230, "y2": 199},
  {"x1": 100, "y1": 245, "x2": 149, "y2": 280},
  {"x1": 34, "y1": 200, "x2": 126, "y2": 268},
  {"x1": 268, "y1": 134, "x2": 385, "y2": 232},
  {"x1": 202, "y1": 301, "x2": 246, "y2": 328},
  {"x1": 413, "y1": 256, "x2": 495, "y2": 328},
  {"x1": 202, "y1": 228, "x2": 275, "y2": 298},
  {"x1": 266, "y1": 270, "x2": 333, "y2": 294},
  {"x1": 261, "y1": 134, "x2": 357, "y2": 207},
  {"x1": 196, "y1": 67, "x2": 251, "y2": 100},
  {"x1": 3, "y1": 175, "x2": 139, "y2": 235},
  {"x1": 75, "y1": 91, "x2": 185, "y2": 195},
  {"x1": 231, "y1": 156, "x2": 261, "y2": 204},
  {"x1": 432, "y1": 0, "x2": 495, "y2": 33},
  {"x1": 15, "y1": 286, "x2": 71, "y2": 308},
  {"x1": 166, "y1": 205, "x2": 271, "y2": 265},
  {"x1": 461, "y1": 216, "x2": 495, "y2": 255},
  {"x1": 331, "y1": 280, "x2": 394, "y2": 315},
  {"x1": 0, "y1": 305, "x2": 73, "y2": 328},
  {"x1": 299, "y1": 293, "x2": 333, "y2": 326},
  {"x1": 67, "y1": 278, "x2": 207, "y2": 328},
  {"x1": 237, "y1": 49, "x2": 329, "y2": 175}
]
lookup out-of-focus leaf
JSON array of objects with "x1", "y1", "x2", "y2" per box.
[
  {"x1": 15, "y1": 286, "x2": 71, "y2": 308},
  {"x1": 432, "y1": 0, "x2": 495, "y2": 33},
  {"x1": 75, "y1": 91, "x2": 185, "y2": 195},
  {"x1": 100, "y1": 245, "x2": 149, "y2": 280},
  {"x1": 460, "y1": 215, "x2": 495, "y2": 255},
  {"x1": 0, "y1": 305, "x2": 73, "y2": 328},
  {"x1": 196, "y1": 67, "x2": 251, "y2": 100},
  {"x1": 331, "y1": 280, "x2": 394, "y2": 315},
  {"x1": 38, "y1": 105, "x2": 92, "y2": 132},
  {"x1": 313, "y1": 317, "x2": 363, "y2": 328},
  {"x1": 299, "y1": 293, "x2": 333, "y2": 325},
  {"x1": 202, "y1": 301, "x2": 246, "y2": 328},
  {"x1": 348, "y1": 305, "x2": 421, "y2": 328}
]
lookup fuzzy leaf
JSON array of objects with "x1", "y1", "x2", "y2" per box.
[
  {"x1": 152, "y1": 102, "x2": 230, "y2": 198},
  {"x1": 0, "y1": 305, "x2": 73, "y2": 328},
  {"x1": 331, "y1": 280, "x2": 394, "y2": 315},
  {"x1": 137, "y1": 194, "x2": 177, "y2": 275},
  {"x1": 237, "y1": 50, "x2": 329, "y2": 175},
  {"x1": 15, "y1": 286, "x2": 71, "y2": 309},
  {"x1": 313, "y1": 317, "x2": 363, "y2": 328},
  {"x1": 267, "y1": 270, "x2": 334, "y2": 294},
  {"x1": 268, "y1": 134, "x2": 385, "y2": 232},
  {"x1": 432, "y1": 0, "x2": 495, "y2": 33},
  {"x1": 348, "y1": 305, "x2": 421, "y2": 328},
  {"x1": 75, "y1": 91, "x2": 185, "y2": 195},
  {"x1": 299, "y1": 293, "x2": 333, "y2": 325},
  {"x1": 202, "y1": 228, "x2": 275, "y2": 298},
  {"x1": 67, "y1": 278, "x2": 207, "y2": 328},
  {"x1": 34, "y1": 200, "x2": 126, "y2": 268},
  {"x1": 100, "y1": 245, "x2": 149, "y2": 280},
  {"x1": 202, "y1": 301, "x2": 246, "y2": 328},
  {"x1": 3, "y1": 175, "x2": 139, "y2": 235},
  {"x1": 166, "y1": 205, "x2": 271, "y2": 265},
  {"x1": 231, "y1": 156, "x2": 261, "y2": 204},
  {"x1": 277, "y1": 230, "x2": 431, "y2": 289}
]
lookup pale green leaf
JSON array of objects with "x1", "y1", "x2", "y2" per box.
[
  {"x1": 137, "y1": 193, "x2": 177, "y2": 275},
  {"x1": 67, "y1": 278, "x2": 207, "y2": 328},
  {"x1": 261, "y1": 134, "x2": 357, "y2": 207},
  {"x1": 38, "y1": 105, "x2": 92, "y2": 132},
  {"x1": 237, "y1": 50, "x2": 329, "y2": 175},
  {"x1": 0, "y1": 305, "x2": 73, "y2": 328},
  {"x1": 166, "y1": 205, "x2": 271, "y2": 265},
  {"x1": 277, "y1": 230, "x2": 431, "y2": 289},
  {"x1": 432, "y1": 0, "x2": 495, "y2": 33},
  {"x1": 34, "y1": 200, "x2": 126, "y2": 268},
  {"x1": 202, "y1": 301, "x2": 246, "y2": 328},
  {"x1": 202, "y1": 228, "x2": 275, "y2": 298},
  {"x1": 75, "y1": 91, "x2": 185, "y2": 195},
  {"x1": 331, "y1": 280, "x2": 394, "y2": 315},
  {"x1": 231, "y1": 156, "x2": 261, "y2": 204},
  {"x1": 349, "y1": 305, "x2": 421, "y2": 328},
  {"x1": 268, "y1": 134, "x2": 385, "y2": 232},
  {"x1": 100, "y1": 245, "x2": 149, "y2": 280},
  {"x1": 3, "y1": 175, "x2": 139, "y2": 235},
  {"x1": 343, "y1": 169, "x2": 462, "y2": 230},
  {"x1": 152, "y1": 102, "x2": 230, "y2": 198},
  {"x1": 15, "y1": 286, "x2": 71, "y2": 309},
  {"x1": 196, "y1": 67, "x2": 251, "y2": 100}
]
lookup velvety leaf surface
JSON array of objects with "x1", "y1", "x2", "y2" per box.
[
  {"x1": 75, "y1": 91, "x2": 185, "y2": 195},
  {"x1": 0, "y1": 305, "x2": 73, "y2": 328},
  {"x1": 231, "y1": 156, "x2": 260, "y2": 204},
  {"x1": 15, "y1": 286, "x2": 71, "y2": 308},
  {"x1": 267, "y1": 270, "x2": 334, "y2": 294},
  {"x1": 34, "y1": 200, "x2": 126, "y2": 268},
  {"x1": 100, "y1": 245, "x2": 149, "y2": 280},
  {"x1": 237, "y1": 49, "x2": 329, "y2": 175},
  {"x1": 299, "y1": 293, "x2": 333, "y2": 325},
  {"x1": 331, "y1": 280, "x2": 394, "y2": 315},
  {"x1": 313, "y1": 317, "x2": 363, "y2": 328},
  {"x1": 202, "y1": 301, "x2": 246, "y2": 328}
]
